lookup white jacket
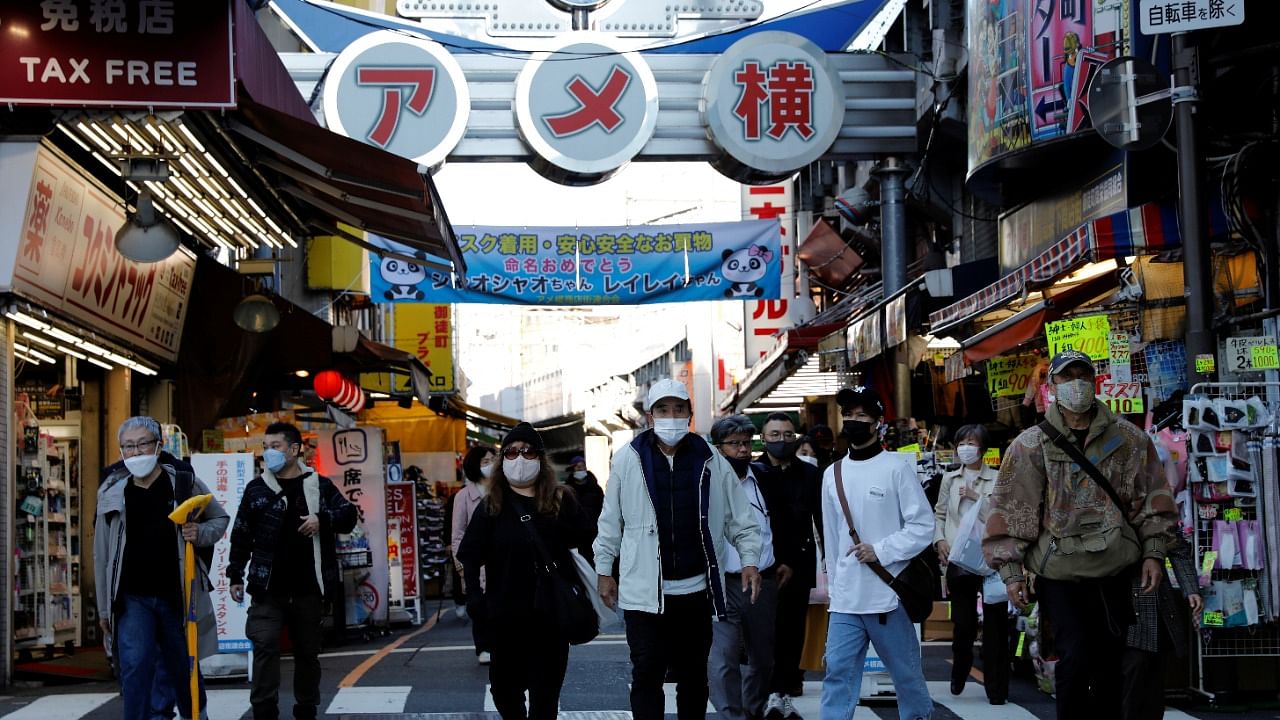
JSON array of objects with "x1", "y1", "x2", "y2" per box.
[{"x1": 593, "y1": 430, "x2": 762, "y2": 617}]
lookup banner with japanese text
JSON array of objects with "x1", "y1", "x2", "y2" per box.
[
  {"x1": 190, "y1": 453, "x2": 253, "y2": 652},
  {"x1": 315, "y1": 427, "x2": 389, "y2": 627},
  {"x1": 370, "y1": 220, "x2": 782, "y2": 305}
]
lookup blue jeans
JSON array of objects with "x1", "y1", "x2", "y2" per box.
[
  {"x1": 116, "y1": 594, "x2": 207, "y2": 720},
  {"x1": 820, "y1": 606, "x2": 932, "y2": 720}
]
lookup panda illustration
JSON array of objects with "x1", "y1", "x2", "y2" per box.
[
  {"x1": 379, "y1": 252, "x2": 428, "y2": 301},
  {"x1": 720, "y1": 244, "x2": 773, "y2": 298}
]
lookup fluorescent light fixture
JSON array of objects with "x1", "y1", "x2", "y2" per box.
[
  {"x1": 44, "y1": 326, "x2": 82, "y2": 345},
  {"x1": 7, "y1": 311, "x2": 50, "y2": 330},
  {"x1": 370, "y1": 392, "x2": 391, "y2": 399},
  {"x1": 178, "y1": 153, "x2": 202, "y2": 178},
  {"x1": 86, "y1": 357, "x2": 113, "y2": 370},
  {"x1": 77, "y1": 339, "x2": 109, "y2": 356},
  {"x1": 176, "y1": 121, "x2": 206, "y2": 153},
  {"x1": 227, "y1": 177, "x2": 248, "y2": 198},
  {"x1": 14, "y1": 343, "x2": 30, "y2": 353},
  {"x1": 203, "y1": 152, "x2": 229, "y2": 177},
  {"x1": 26, "y1": 347, "x2": 57, "y2": 364},
  {"x1": 57, "y1": 122, "x2": 92, "y2": 153},
  {"x1": 57, "y1": 345, "x2": 87, "y2": 360},
  {"x1": 14, "y1": 352, "x2": 42, "y2": 365},
  {"x1": 21, "y1": 332, "x2": 57, "y2": 348},
  {"x1": 76, "y1": 121, "x2": 112, "y2": 153}
]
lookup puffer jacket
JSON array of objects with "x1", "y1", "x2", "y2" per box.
[
  {"x1": 983, "y1": 401, "x2": 1177, "y2": 582},
  {"x1": 94, "y1": 458, "x2": 230, "y2": 659},
  {"x1": 593, "y1": 429, "x2": 761, "y2": 619}
]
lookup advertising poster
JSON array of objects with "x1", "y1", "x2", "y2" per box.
[
  {"x1": 385, "y1": 481, "x2": 418, "y2": 603},
  {"x1": 190, "y1": 453, "x2": 253, "y2": 652},
  {"x1": 316, "y1": 427, "x2": 389, "y2": 627}
]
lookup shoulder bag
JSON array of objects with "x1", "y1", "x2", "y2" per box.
[
  {"x1": 833, "y1": 461, "x2": 935, "y2": 623},
  {"x1": 519, "y1": 506, "x2": 600, "y2": 646}
]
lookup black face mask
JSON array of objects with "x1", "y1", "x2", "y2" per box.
[
  {"x1": 725, "y1": 455, "x2": 751, "y2": 477},
  {"x1": 841, "y1": 420, "x2": 877, "y2": 447},
  {"x1": 765, "y1": 440, "x2": 798, "y2": 461}
]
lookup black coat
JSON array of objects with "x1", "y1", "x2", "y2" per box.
[
  {"x1": 567, "y1": 472, "x2": 604, "y2": 525},
  {"x1": 754, "y1": 458, "x2": 823, "y2": 589}
]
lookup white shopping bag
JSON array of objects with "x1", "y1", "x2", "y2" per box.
[
  {"x1": 947, "y1": 500, "x2": 990, "y2": 575},
  {"x1": 982, "y1": 572, "x2": 1009, "y2": 604},
  {"x1": 570, "y1": 549, "x2": 619, "y2": 628}
]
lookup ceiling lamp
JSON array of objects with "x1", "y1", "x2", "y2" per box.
[
  {"x1": 233, "y1": 293, "x2": 280, "y2": 333},
  {"x1": 115, "y1": 158, "x2": 181, "y2": 262}
]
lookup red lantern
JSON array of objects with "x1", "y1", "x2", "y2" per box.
[
  {"x1": 344, "y1": 389, "x2": 366, "y2": 413},
  {"x1": 313, "y1": 370, "x2": 343, "y2": 400},
  {"x1": 334, "y1": 378, "x2": 359, "y2": 407}
]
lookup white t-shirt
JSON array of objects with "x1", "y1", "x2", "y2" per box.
[{"x1": 723, "y1": 468, "x2": 774, "y2": 573}]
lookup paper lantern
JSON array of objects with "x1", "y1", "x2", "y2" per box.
[{"x1": 313, "y1": 370, "x2": 343, "y2": 400}]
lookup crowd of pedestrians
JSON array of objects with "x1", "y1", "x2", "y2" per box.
[{"x1": 97, "y1": 349, "x2": 1198, "y2": 720}]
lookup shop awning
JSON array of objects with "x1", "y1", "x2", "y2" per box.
[{"x1": 929, "y1": 203, "x2": 1181, "y2": 333}]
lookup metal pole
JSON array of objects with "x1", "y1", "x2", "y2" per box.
[
  {"x1": 875, "y1": 156, "x2": 911, "y2": 419},
  {"x1": 1173, "y1": 32, "x2": 1215, "y2": 385}
]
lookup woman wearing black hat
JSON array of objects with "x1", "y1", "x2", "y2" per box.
[{"x1": 457, "y1": 422, "x2": 596, "y2": 720}]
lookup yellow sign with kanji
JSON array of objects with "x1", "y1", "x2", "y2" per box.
[
  {"x1": 1252, "y1": 344, "x2": 1279, "y2": 370},
  {"x1": 1045, "y1": 314, "x2": 1111, "y2": 360},
  {"x1": 986, "y1": 354, "x2": 1039, "y2": 398},
  {"x1": 364, "y1": 303, "x2": 455, "y2": 394}
]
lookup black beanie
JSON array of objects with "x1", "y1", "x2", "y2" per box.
[{"x1": 502, "y1": 422, "x2": 544, "y2": 451}]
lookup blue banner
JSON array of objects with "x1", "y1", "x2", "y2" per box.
[{"x1": 371, "y1": 220, "x2": 782, "y2": 305}]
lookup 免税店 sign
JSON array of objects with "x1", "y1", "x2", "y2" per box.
[{"x1": 0, "y1": 1, "x2": 234, "y2": 108}]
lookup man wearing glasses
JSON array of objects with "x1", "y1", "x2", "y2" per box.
[
  {"x1": 95, "y1": 416, "x2": 230, "y2": 720},
  {"x1": 594, "y1": 379, "x2": 762, "y2": 720},
  {"x1": 756, "y1": 413, "x2": 823, "y2": 720},
  {"x1": 227, "y1": 423, "x2": 358, "y2": 720}
]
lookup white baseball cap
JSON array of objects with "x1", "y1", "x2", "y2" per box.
[{"x1": 645, "y1": 378, "x2": 690, "y2": 411}]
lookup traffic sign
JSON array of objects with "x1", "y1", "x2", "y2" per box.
[{"x1": 1140, "y1": 0, "x2": 1244, "y2": 35}]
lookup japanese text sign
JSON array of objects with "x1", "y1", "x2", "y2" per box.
[
  {"x1": 0, "y1": 0, "x2": 234, "y2": 108},
  {"x1": 10, "y1": 145, "x2": 195, "y2": 361},
  {"x1": 1109, "y1": 331, "x2": 1133, "y2": 382},
  {"x1": 364, "y1": 303, "x2": 454, "y2": 394},
  {"x1": 371, "y1": 220, "x2": 781, "y2": 305},
  {"x1": 385, "y1": 481, "x2": 418, "y2": 600},
  {"x1": 1225, "y1": 336, "x2": 1274, "y2": 373},
  {"x1": 1140, "y1": 0, "x2": 1244, "y2": 35},
  {"x1": 1046, "y1": 314, "x2": 1111, "y2": 360},
  {"x1": 190, "y1": 453, "x2": 252, "y2": 652},
  {"x1": 1252, "y1": 344, "x2": 1279, "y2": 371},
  {"x1": 1098, "y1": 380, "x2": 1145, "y2": 415},
  {"x1": 316, "y1": 427, "x2": 389, "y2": 627},
  {"x1": 986, "y1": 353, "x2": 1039, "y2": 399}
]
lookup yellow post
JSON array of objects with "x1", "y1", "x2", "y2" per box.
[{"x1": 169, "y1": 494, "x2": 212, "y2": 720}]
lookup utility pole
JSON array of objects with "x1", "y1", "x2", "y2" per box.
[
  {"x1": 875, "y1": 156, "x2": 911, "y2": 419},
  {"x1": 1172, "y1": 32, "x2": 1215, "y2": 386}
]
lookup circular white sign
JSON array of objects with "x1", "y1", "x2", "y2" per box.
[
  {"x1": 514, "y1": 34, "x2": 658, "y2": 185},
  {"x1": 321, "y1": 30, "x2": 471, "y2": 171},
  {"x1": 701, "y1": 31, "x2": 845, "y2": 180}
]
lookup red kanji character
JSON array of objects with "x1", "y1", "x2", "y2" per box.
[
  {"x1": 766, "y1": 62, "x2": 815, "y2": 140},
  {"x1": 733, "y1": 61, "x2": 769, "y2": 140},
  {"x1": 22, "y1": 180, "x2": 54, "y2": 263}
]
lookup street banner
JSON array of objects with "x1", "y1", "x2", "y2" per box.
[
  {"x1": 190, "y1": 453, "x2": 253, "y2": 652},
  {"x1": 370, "y1": 220, "x2": 781, "y2": 305},
  {"x1": 315, "y1": 427, "x2": 390, "y2": 627}
]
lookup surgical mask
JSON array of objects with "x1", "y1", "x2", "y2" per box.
[
  {"x1": 1055, "y1": 378, "x2": 1096, "y2": 414},
  {"x1": 796, "y1": 454, "x2": 819, "y2": 467},
  {"x1": 264, "y1": 448, "x2": 288, "y2": 474},
  {"x1": 572, "y1": 470, "x2": 588, "y2": 480},
  {"x1": 653, "y1": 417, "x2": 690, "y2": 446},
  {"x1": 841, "y1": 420, "x2": 877, "y2": 447},
  {"x1": 765, "y1": 440, "x2": 798, "y2": 461},
  {"x1": 956, "y1": 445, "x2": 982, "y2": 466},
  {"x1": 504, "y1": 457, "x2": 540, "y2": 487},
  {"x1": 480, "y1": 463, "x2": 494, "y2": 479},
  {"x1": 725, "y1": 455, "x2": 751, "y2": 477},
  {"x1": 124, "y1": 452, "x2": 159, "y2": 478}
]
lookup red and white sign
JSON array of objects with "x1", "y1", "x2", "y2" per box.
[
  {"x1": 385, "y1": 481, "x2": 418, "y2": 600},
  {"x1": 0, "y1": 1, "x2": 234, "y2": 108},
  {"x1": 742, "y1": 182, "x2": 797, "y2": 366},
  {"x1": 11, "y1": 145, "x2": 195, "y2": 361}
]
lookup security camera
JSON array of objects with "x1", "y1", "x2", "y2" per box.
[{"x1": 835, "y1": 186, "x2": 878, "y2": 226}]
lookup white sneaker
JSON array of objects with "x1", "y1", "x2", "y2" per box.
[
  {"x1": 781, "y1": 695, "x2": 802, "y2": 720},
  {"x1": 454, "y1": 605, "x2": 468, "y2": 621},
  {"x1": 764, "y1": 693, "x2": 784, "y2": 720},
  {"x1": 478, "y1": 651, "x2": 491, "y2": 665}
]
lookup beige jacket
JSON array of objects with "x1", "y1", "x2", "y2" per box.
[{"x1": 933, "y1": 464, "x2": 1000, "y2": 548}]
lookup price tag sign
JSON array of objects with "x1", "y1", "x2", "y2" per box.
[
  {"x1": 1200, "y1": 550, "x2": 1218, "y2": 576},
  {"x1": 1109, "y1": 332, "x2": 1132, "y2": 382},
  {"x1": 1225, "y1": 336, "x2": 1272, "y2": 372},
  {"x1": 898, "y1": 443, "x2": 921, "y2": 458},
  {"x1": 1098, "y1": 380, "x2": 1145, "y2": 414},
  {"x1": 1203, "y1": 611, "x2": 1225, "y2": 627},
  {"x1": 1224, "y1": 508, "x2": 1243, "y2": 522},
  {"x1": 1252, "y1": 344, "x2": 1279, "y2": 370},
  {"x1": 1195, "y1": 354, "x2": 1216, "y2": 374},
  {"x1": 986, "y1": 354, "x2": 1040, "y2": 398},
  {"x1": 1015, "y1": 632, "x2": 1026, "y2": 657},
  {"x1": 1046, "y1": 314, "x2": 1111, "y2": 360},
  {"x1": 983, "y1": 448, "x2": 1001, "y2": 467}
]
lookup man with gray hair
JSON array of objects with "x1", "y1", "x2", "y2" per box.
[
  {"x1": 95, "y1": 416, "x2": 229, "y2": 720},
  {"x1": 708, "y1": 415, "x2": 782, "y2": 720}
]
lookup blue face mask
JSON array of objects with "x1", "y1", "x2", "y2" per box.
[{"x1": 264, "y1": 448, "x2": 288, "y2": 473}]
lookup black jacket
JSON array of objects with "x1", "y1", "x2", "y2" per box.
[
  {"x1": 567, "y1": 472, "x2": 604, "y2": 524},
  {"x1": 754, "y1": 458, "x2": 823, "y2": 589}
]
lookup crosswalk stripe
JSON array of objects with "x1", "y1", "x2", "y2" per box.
[
  {"x1": 326, "y1": 686, "x2": 412, "y2": 714},
  {"x1": 787, "y1": 680, "x2": 877, "y2": 719},
  {"x1": 207, "y1": 688, "x2": 252, "y2": 720},
  {"x1": 926, "y1": 681, "x2": 1037, "y2": 720},
  {"x1": 1, "y1": 693, "x2": 116, "y2": 719}
]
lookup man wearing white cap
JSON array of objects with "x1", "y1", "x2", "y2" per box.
[{"x1": 595, "y1": 378, "x2": 763, "y2": 720}]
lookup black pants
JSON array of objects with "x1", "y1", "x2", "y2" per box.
[
  {"x1": 947, "y1": 566, "x2": 1010, "y2": 701},
  {"x1": 488, "y1": 616, "x2": 570, "y2": 720},
  {"x1": 1037, "y1": 574, "x2": 1135, "y2": 720},
  {"x1": 624, "y1": 591, "x2": 713, "y2": 720},
  {"x1": 245, "y1": 594, "x2": 324, "y2": 720},
  {"x1": 1120, "y1": 647, "x2": 1166, "y2": 720},
  {"x1": 770, "y1": 578, "x2": 809, "y2": 695}
]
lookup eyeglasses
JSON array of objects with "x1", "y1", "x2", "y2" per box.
[
  {"x1": 718, "y1": 440, "x2": 753, "y2": 449},
  {"x1": 121, "y1": 438, "x2": 160, "y2": 455},
  {"x1": 503, "y1": 447, "x2": 541, "y2": 460},
  {"x1": 762, "y1": 432, "x2": 797, "y2": 441}
]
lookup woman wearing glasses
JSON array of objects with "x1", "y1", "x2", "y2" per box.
[{"x1": 457, "y1": 422, "x2": 596, "y2": 720}]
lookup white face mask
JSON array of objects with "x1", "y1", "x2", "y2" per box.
[
  {"x1": 956, "y1": 445, "x2": 982, "y2": 466},
  {"x1": 653, "y1": 417, "x2": 690, "y2": 446},
  {"x1": 480, "y1": 462, "x2": 494, "y2": 479},
  {"x1": 503, "y1": 457, "x2": 540, "y2": 487},
  {"x1": 796, "y1": 454, "x2": 819, "y2": 467},
  {"x1": 573, "y1": 470, "x2": 588, "y2": 480},
  {"x1": 1055, "y1": 378, "x2": 1096, "y2": 414},
  {"x1": 124, "y1": 451, "x2": 160, "y2": 478}
]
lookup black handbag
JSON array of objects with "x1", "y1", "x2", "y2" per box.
[
  {"x1": 834, "y1": 461, "x2": 936, "y2": 623},
  {"x1": 520, "y1": 507, "x2": 599, "y2": 646}
]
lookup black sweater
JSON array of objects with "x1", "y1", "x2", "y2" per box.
[{"x1": 457, "y1": 487, "x2": 596, "y2": 624}]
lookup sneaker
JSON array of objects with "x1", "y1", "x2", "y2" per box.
[
  {"x1": 478, "y1": 651, "x2": 491, "y2": 665},
  {"x1": 781, "y1": 695, "x2": 802, "y2": 720},
  {"x1": 764, "y1": 693, "x2": 784, "y2": 720},
  {"x1": 454, "y1": 605, "x2": 467, "y2": 621}
]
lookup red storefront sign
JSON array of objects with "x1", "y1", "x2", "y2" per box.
[
  {"x1": 385, "y1": 481, "x2": 418, "y2": 599},
  {"x1": 0, "y1": 1, "x2": 234, "y2": 108}
]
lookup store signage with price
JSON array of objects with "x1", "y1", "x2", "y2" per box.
[
  {"x1": 986, "y1": 353, "x2": 1040, "y2": 399},
  {"x1": 1098, "y1": 380, "x2": 1145, "y2": 414},
  {"x1": 1046, "y1": 314, "x2": 1111, "y2": 360}
]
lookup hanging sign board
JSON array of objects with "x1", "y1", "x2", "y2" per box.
[
  {"x1": 1225, "y1": 336, "x2": 1276, "y2": 373},
  {"x1": 1109, "y1": 331, "x2": 1132, "y2": 382},
  {"x1": 385, "y1": 481, "x2": 418, "y2": 602},
  {"x1": 985, "y1": 354, "x2": 1039, "y2": 399},
  {"x1": 1046, "y1": 314, "x2": 1111, "y2": 360},
  {"x1": 316, "y1": 427, "x2": 389, "y2": 627},
  {"x1": 191, "y1": 453, "x2": 253, "y2": 652}
]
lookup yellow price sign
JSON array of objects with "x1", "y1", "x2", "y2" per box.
[
  {"x1": 898, "y1": 443, "x2": 921, "y2": 459},
  {"x1": 1045, "y1": 314, "x2": 1111, "y2": 360},
  {"x1": 983, "y1": 448, "x2": 1001, "y2": 467},
  {"x1": 986, "y1": 354, "x2": 1040, "y2": 399},
  {"x1": 1224, "y1": 508, "x2": 1243, "y2": 522},
  {"x1": 1195, "y1": 354, "x2": 1216, "y2": 374},
  {"x1": 1252, "y1": 344, "x2": 1279, "y2": 370},
  {"x1": 1200, "y1": 551, "x2": 1218, "y2": 576},
  {"x1": 1203, "y1": 611, "x2": 1225, "y2": 627}
]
